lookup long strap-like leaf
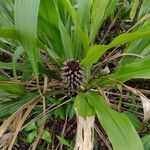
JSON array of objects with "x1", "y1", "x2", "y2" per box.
[{"x1": 15, "y1": 0, "x2": 40, "y2": 83}]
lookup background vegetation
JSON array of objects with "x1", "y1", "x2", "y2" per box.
[{"x1": 0, "y1": 0, "x2": 150, "y2": 149}]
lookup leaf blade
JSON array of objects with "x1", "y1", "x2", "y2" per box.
[
  {"x1": 87, "y1": 91, "x2": 144, "y2": 150},
  {"x1": 15, "y1": 0, "x2": 40, "y2": 82}
]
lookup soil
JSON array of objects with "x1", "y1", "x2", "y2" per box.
[{"x1": 126, "y1": 79, "x2": 150, "y2": 90}]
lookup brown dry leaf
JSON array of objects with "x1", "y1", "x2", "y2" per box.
[
  {"x1": 139, "y1": 94, "x2": 150, "y2": 122},
  {"x1": 8, "y1": 99, "x2": 40, "y2": 150},
  {"x1": 0, "y1": 96, "x2": 40, "y2": 138},
  {"x1": 31, "y1": 96, "x2": 46, "y2": 150},
  {"x1": 43, "y1": 75, "x2": 48, "y2": 94},
  {"x1": 123, "y1": 84, "x2": 150, "y2": 122},
  {"x1": 97, "y1": 87, "x2": 110, "y2": 105},
  {"x1": 0, "y1": 133, "x2": 12, "y2": 150},
  {"x1": 101, "y1": 65, "x2": 110, "y2": 75},
  {"x1": 31, "y1": 79, "x2": 47, "y2": 150},
  {"x1": 0, "y1": 112, "x2": 18, "y2": 138},
  {"x1": 12, "y1": 112, "x2": 22, "y2": 132}
]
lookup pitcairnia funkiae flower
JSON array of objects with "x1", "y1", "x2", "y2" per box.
[{"x1": 61, "y1": 60, "x2": 84, "y2": 92}]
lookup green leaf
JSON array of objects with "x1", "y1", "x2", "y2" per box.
[
  {"x1": 25, "y1": 121, "x2": 37, "y2": 132},
  {"x1": 59, "y1": 21, "x2": 73, "y2": 59},
  {"x1": 94, "y1": 57, "x2": 150, "y2": 87},
  {"x1": 55, "y1": 107, "x2": 65, "y2": 120},
  {"x1": 0, "y1": 80, "x2": 24, "y2": 95},
  {"x1": 0, "y1": 28, "x2": 18, "y2": 39},
  {"x1": 81, "y1": 45, "x2": 108, "y2": 66},
  {"x1": 0, "y1": 0, "x2": 14, "y2": 27},
  {"x1": 120, "y1": 6, "x2": 150, "y2": 65},
  {"x1": 123, "y1": 111, "x2": 143, "y2": 131},
  {"x1": 45, "y1": 46, "x2": 63, "y2": 65},
  {"x1": 26, "y1": 130, "x2": 37, "y2": 143},
  {"x1": 0, "y1": 93, "x2": 37, "y2": 119},
  {"x1": 105, "y1": 0, "x2": 117, "y2": 18},
  {"x1": 15, "y1": 0, "x2": 40, "y2": 83},
  {"x1": 21, "y1": 60, "x2": 33, "y2": 81},
  {"x1": 42, "y1": 130, "x2": 52, "y2": 144},
  {"x1": 0, "y1": 61, "x2": 22, "y2": 70},
  {"x1": 82, "y1": 31, "x2": 150, "y2": 67},
  {"x1": 109, "y1": 31, "x2": 150, "y2": 48},
  {"x1": 87, "y1": 91, "x2": 144, "y2": 150},
  {"x1": 61, "y1": 0, "x2": 90, "y2": 56},
  {"x1": 12, "y1": 46, "x2": 24, "y2": 78},
  {"x1": 39, "y1": 0, "x2": 64, "y2": 58},
  {"x1": 0, "y1": 75, "x2": 5, "y2": 80},
  {"x1": 90, "y1": 0, "x2": 109, "y2": 42},
  {"x1": 120, "y1": 1, "x2": 150, "y2": 65},
  {"x1": 119, "y1": 37, "x2": 150, "y2": 65},
  {"x1": 90, "y1": 0, "x2": 117, "y2": 42},
  {"x1": 0, "y1": 90, "x2": 17, "y2": 102},
  {"x1": 77, "y1": 0, "x2": 93, "y2": 34},
  {"x1": 74, "y1": 93, "x2": 95, "y2": 117},
  {"x1": 66, "y1": 103, "x2": 75, "y2": 119},
  {"x1": 141, "y1": 134, "x2": 150, "y2": 150},
  {"x1": 130, "y1": 0, "x2": 139, "y2": 20},
  {"x1": 39, "y1": 0, "x2": 73, "y2": 60},
  {"x1": 61, "y1": 0, "x2": 78, "y2": 26},
  {"x1": 73, "y1": 0, "x2": 93, "y2": 58},
  {"x1": 56, "y1": 136, "x2": 71, "y2": 148},
  {"x1": 138, "y1": 0, "x2": 150, "y2": 17}
]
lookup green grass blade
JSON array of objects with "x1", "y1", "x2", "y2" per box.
[
  {"x1": 74, "y1": 93, "x2": 95, "y2": 117},
  {"x1": 39, "y1": 0, "x2": 64, "y2": 58},
  {"x1": 139, "y1": 0, "x2": 150, "y2": 17},
  {"x1": 12, "y1": 46, "x2": 24, "y2": 79},
  {"x1": 141, "y1": 134, "x2": 150, "y2": 149},
  {"x1": 0, "y1": 61, "x2": 22, "y2": 70},
  {"x1": 0, "y1": 80, "x2": 24, "y2": 96},
  {"x1": 0, "y1": 0, "x2": 14, "y2": 27},
  {"x1": 59, "y1": 21, "x2": 73, "y2": 60},
  {"x1": 87, "y1": 91, "x2": 144, "y2": 150},
  {"x1": 39, "y1": 0, "x2": 73, "y2": 60},
  {"x1": 61, "y1": 0, "x2": 90, "y2": 56},
  {"x1": 130, "y1": 0, "x2": 139, "y2": 20},
  {"x1": 90, "y1": 0, "x2": 117, "y2": 42},
  {"x1": 71, "y1": 0, "x2": 93, "y2": 58},
  {"x1": 94, "y1": 57, "x2": 150, "y2": 87},
  {"x1": 119, "y1": 37, "x2": 150, "y2": 65},
  {"x1": 90, "y1": 0, "x2": 109, "y2": 42},
  {"x1": 120, "y1": 0, "x2": 150, "y2": 65},
  {"x1": 46, "y1": 47, "x2": 63, "y2": 65},
  {"x1": 15, "y1": 0, "x2": 40, "y2": 83},
  {"x1": 0, "y1": 93, "x2": 38, "y2": 119},
  {"x1": 0, "y1": 28, "x2": 18, "y2": 39},
  {"x1": 81, "y1": 45, "x2": 108, "y2": 66},
  {"x1": 77, "y1": 0, "x2": 93, "y2": 34},
  {"x1": 61, "y1": 0, "x2": 78, "y2": 26},
  {"x1": 82, "y1": 31, "x2": 150, "y2": 67}
]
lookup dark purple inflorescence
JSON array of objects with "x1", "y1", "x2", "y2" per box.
[{"x1": 61, "y1": 60, "x2": 84, "y2": 92}]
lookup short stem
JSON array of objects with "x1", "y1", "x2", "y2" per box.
[{"x1": 74, "y1": 110, "x2": 95, "y2": 150}]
